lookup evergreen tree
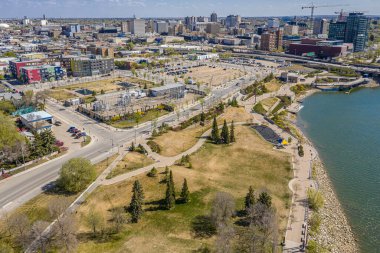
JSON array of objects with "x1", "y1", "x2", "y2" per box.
[
  {"x1": 211, "y1": 117, "x2": 220, "y2": 143},
  {"x1": 169, "y1": 170, "x2": 176, "y2": 199},
  {"x1": 200, "y1": 111, "x2": 205, "y2": 123},
  {"x1": 258, "y1": 191, "x2": 272, "y2": 208},
  {"x1": 129, "y1": 180, "x2": 144, "y2": 223},
  {"x1": 245, "y1": 186, "x2": 255, "y2": 209},
  {"x1": 165, "y1": 171, "x2": 176, "y2": 210},
  {"x1": 180, "y1": 178, "x2": 190, "y2": 203},
  {"x1": 221, "y1": 120, "x2": 230, "y2": 144},
  {"x1": 130, "y1": 142, "x2": 135, "y2": 151},
  {"x1": 230, "y1": 121, "x2": 236, "y2": 143}
]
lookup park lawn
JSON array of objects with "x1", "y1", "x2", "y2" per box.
[
  {"x1": 75, "y1": 125, "x2": 292, "y2": 252},
  {"x1": 109, "y1": 109, "x2": 169, "y2": 129},
  {"x1": 106, "y1": 152, "x2": 155, "y2": 179},
  {"x1": 264, "y1": 79, "x2": 282, "y2": 92},
  {"x1": 46, "y1": 89, "x2": 78, "y2": 101},
  {"x1": 261, "y1": 97, "x2": 279, "y2": 111},
  {"x1": 58, "y1": 78, "x2": 125, "y2": 93},
  {"x1": 153, "y1": 124, "x2": 207, "y2": 157},
  {"x1": 218, "y1": 106, "x2": 254, "y2": 124},
  {"x1": 153, "y1": 107, "x2": 254, "y2": 157}
]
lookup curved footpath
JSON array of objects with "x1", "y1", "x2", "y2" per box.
[{"x1": 284, "y1": 90, "x2": 358, "y2": 253}]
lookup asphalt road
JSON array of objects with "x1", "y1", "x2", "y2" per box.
[{"x1": 0, "y1": 77, "x2": 247, "y2": 214}]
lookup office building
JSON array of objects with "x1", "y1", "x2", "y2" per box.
[
  {"x1": 71, "y1": 56, "x2": 114, "y2": 77},
  {"x1": 155, "y1": 21, "x2": 169, "y2": 34},
  {"x1": 62, "y1": 24, "x2": 81, "y2": 37},
  {"x1": 313, "y1": 19, "x2": 329, "y2": 35},
  {"x1": 284, "y1": 25, "x2": 299, "y2": 36},
  {"x1": 226, "y1": 15, "x2": 241, "y2": 28},
  {"x1": 345, "y1": 12, "x2": 369, "y2": 52},
  {"x1": 328, "y1": 21, "x2": 346, "y2": 40},
  {"x1": 211, "y1": 12, "x2": 218, "y2": 22},
  {"x1": 121, "y1": 21, "x2": 129, "y2": 33},
  {"x1": 128, "y1": 18, "x2": 145, "y2": 35},
  {"x1": 185, "y1": 16, "x2": 197, "y2": 30},
  {"x1": 206, "y1": 23, "x2": 220, "y2": 35}
]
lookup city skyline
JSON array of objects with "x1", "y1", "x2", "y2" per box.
[{"x1": 1, "y1": 0, "x2": 379, "y2": 18}]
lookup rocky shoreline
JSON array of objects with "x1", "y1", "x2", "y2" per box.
[
  {"x1": 310, "y1": 158, "x2": 359, "y2": 253},
  {"x1": 293, "y1": 90, "x2": 359, "y2": 253}
]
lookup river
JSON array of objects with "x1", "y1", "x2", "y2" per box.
[{"x1": 297, "y1": 88, "x2": 380, "y2": 253}]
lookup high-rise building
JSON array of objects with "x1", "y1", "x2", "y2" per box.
[
  {"x1": 313, "y1": 19, "x2": 329, "y2": 35},
  {"x1": 121, "y1": 21, "x2": 129, "y2": 33},
  {"x1": 127, "y1": 18, "x2": 145, "y2": 35},
  {"x1": 155, "y1": 21, "x2": 169, "y2": 34},
  {"x1": 261, "y1": 29, "x2": 283, "y2": 51},
  {"x1": 268, "y1": 18, "x2": 280, "y2": 28},
  {"x1": 261, "y1": 32, "x2": 276, "y2": 51},
  {"x1": 197, "y1": 16, "x2": 209, "y2": 22},
  {"x1": 184, "y1": 16, "x2": 196, "y2": 31},
  {"x1": 328, "y1": 21, "x2": 346, "y2": 40},
  {"x1": 211, "y1": 12, "x2": 218, "y2": 22},
  {"x1": 226, "y1": 15, "x2": 241, "y2": 28},
  {"x1": 345, "y1": 12, "x2": 369, "y2": 52},
  {"x1": 284, "y1": 25, "x2": 299, "y2": 35},
  {"x1": 206, "y1": 23, "x2": 220, "y2": 35}
]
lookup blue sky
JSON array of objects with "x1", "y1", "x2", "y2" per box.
[{"x1": 1, "y1": 0, "x2": 378, "y2": 18}]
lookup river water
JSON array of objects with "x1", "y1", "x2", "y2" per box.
[{"x1": 297, "y1": 88, "x2": 380, "y2": 253}]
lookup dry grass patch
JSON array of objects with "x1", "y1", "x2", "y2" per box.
[
  {"x1": 153, "y1": 107, "x2": 253, "y2": 157},
  {"x1": 59, "y1": 78, "x2": 125, "y2": 93},
  {"x1": 153, "y1": 124, "x2": 207, "y2": 157},
  {"x1": 107, "y1": 152, "x2": 155, "y2": 178},
  {"x1": 264, "y1": 79, "x2": 282, "y2": 92},
  {"x1": 261, "y1": 97, "x2": 279, "y2": 111},
  {"x1": 183, "y1": 66, "x2": 244, "y2": 87},
  {"x1": 219, "y1": 106, "x2": 254, "y2": 123},
  {"x1": 46, "y1": 89, "x2": 78, "y2": 101},
  {"x1": 75, "y1": 125, "x2": 292, "y2": 252}
]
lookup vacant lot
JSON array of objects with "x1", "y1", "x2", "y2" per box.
[
  {"x1": 283, "y1": 64, "x2": 316, "y2": 74},
  {"x1": 107, "y1": 152, "x2": 155, "y2": 179},
  {"x1": 75, "y1": 125, "x2": 292, "y2": 252},
  {"x1": 58, "y1": 78, "x2": 125, "y2": 93},
  {"x1": 46, "y1": 89, "x2": 78, "y2": 101},
  {"x1": 124, "y1": 77, "x2": 157, "y2": 89},
  {"x1": 183, "y1": 66, "x2": 244, "y2": 87}
]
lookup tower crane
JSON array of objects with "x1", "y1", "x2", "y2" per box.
[{"x1": 302, "y1": 3, "x2": 349, "y2": 33}]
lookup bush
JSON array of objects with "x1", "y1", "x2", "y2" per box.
[
  {"x1": 309, "y1": 212, "x2": 321, "y2": 235},
  {"x1": 147, "y1": 167, "x2": 157, "y2": 177},
  {"x1": 298, "y1": 145, "x2": 304, "y2": 157},
  {"x1": 307, "y1": 240, "x2": 327, "y2": 253},
  {"x1": 147, "y1": 140, "x2": 161, "y2": 153},
  {"x1": 307, "y1": 188, "x2": 324, "y2": 211},
  {"x1": 58, "y1": 158, "x2": 96, "y2": 193}
]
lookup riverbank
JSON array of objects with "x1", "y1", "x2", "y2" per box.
[{"x1": 293, "y1": 90, "x2": 359, "y2": 252}]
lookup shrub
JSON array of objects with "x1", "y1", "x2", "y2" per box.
[
  {"x1": 307, "y1": 188, "x2": 324, "y2": 211},
  {"x1": 147, "y1": 140, "x2": 161, "y2": 153},
  {"x1": 253, "y1": 103, "x2": 267, "y2": 115},
  {"x1": 309, "y1": 212, "x2": 321, "y2": 235},
  {"x1": 147, "y1": 167, "x2": 157, "y2": 177},
  {"x1": 298, "y1": 145, "x2": 304, "y2": 157}
]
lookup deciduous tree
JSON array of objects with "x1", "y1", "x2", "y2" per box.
[{"x1": 58, "y1": 158, "x2": 96, "y2": 193}]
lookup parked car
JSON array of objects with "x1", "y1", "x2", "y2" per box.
[{"x1": 67, "y1": 126, "x2": 76, "y2": 132}]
